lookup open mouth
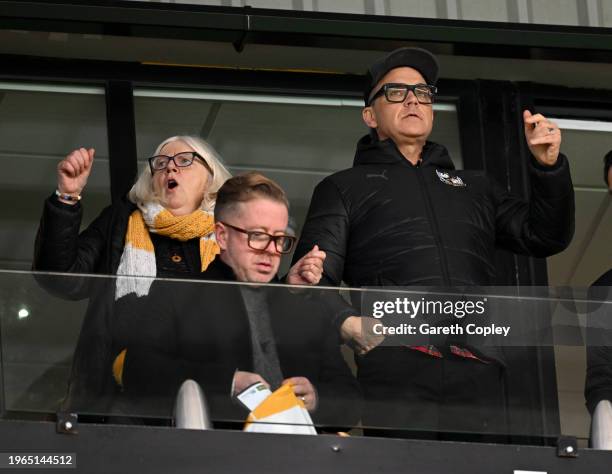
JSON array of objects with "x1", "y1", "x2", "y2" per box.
[{"x1": 167, "y1": 179, "x2": 178, "y2": 190}]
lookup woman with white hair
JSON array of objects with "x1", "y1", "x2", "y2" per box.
[
  {"x1": 33, "y1": 135, "x2": 232, "y2": 413},
  {"x1": 122, "y1": 135, "x2": 233, "y2": 296},
  {"x1": 36, "y1": 135, "x2": 232, "y2": 291}
]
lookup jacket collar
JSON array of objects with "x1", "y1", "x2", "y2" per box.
[
  {"x1": 203, "y1": 257, "x2": 238, "y2": 281},
  {"x1": 353, "y1": 133, "x2": 455, "y2": 170}
]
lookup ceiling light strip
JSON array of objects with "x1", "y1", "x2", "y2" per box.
[
  {"x1": 556, "y1": 118, "x2": 612, "y2": 133},
  {"x1": 0, "y1": 82, "x2": 105, "y2": 95}
]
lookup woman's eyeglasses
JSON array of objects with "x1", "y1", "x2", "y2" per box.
[{"x1": 148, "y1": 152, "x2": 206, "y2": 173}]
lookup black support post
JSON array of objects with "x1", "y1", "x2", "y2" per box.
[
  {"x1": 471, "y1": 80, "x2": 561, "y2": 444},
  {"x1": 446, "y1": 79, "x2": 485, "y2": 171},
  {"x1": 105, "y1": 80, "x2": 138, "y2": 203}
]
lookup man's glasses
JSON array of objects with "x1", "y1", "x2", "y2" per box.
[
  {"x1": 221, "y1": 222, "x2": 296, "y2": 254},
  {"x1": 368, "y1": 83, "x2": 437, "y2": 106},
  {"x1": 148, "y1": 152, "x2": 206, "y2": 173}
]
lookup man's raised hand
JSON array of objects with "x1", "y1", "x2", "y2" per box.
[{"x1": 523, "y1": 110, "x2": 561, "y2": 167}]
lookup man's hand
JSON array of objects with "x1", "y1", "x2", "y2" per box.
[
  {"x1": 341, "y1": 316, "x2": 385, "y2": 355},
  {"x1": 57, "y1": 148, "x2": 95, "y2": 199},
  {"x1": 523, "y1": 110, "x2": 561, "y2": 167},
  {"x1": 286, "y1": 245, "x2": 326, "y2": 286},
  {"x1": 283, "y1": 376, "x2": 318, "y2": 412},
  {"x1": 232, "y1": 371, "x2": 269, "y2": 395}
]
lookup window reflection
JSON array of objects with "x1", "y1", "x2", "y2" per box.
[{"x1": 0, "y1": 83, "x2": 109, "y2": 270}]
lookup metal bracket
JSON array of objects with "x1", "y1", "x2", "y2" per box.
[
  {"x1": 556, "y1": 435, "x2": 578, "y2": 458},
  {"x1": 56, "y1": 412, "x2": 79, "y2": 435},
  {"x1": 233, "y1": 6, "x2": 252, "y2": 53}
]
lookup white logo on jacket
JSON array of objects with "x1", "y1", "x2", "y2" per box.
[{"x1": 436, "y1": 170, "x2": 466, "y2": 187}]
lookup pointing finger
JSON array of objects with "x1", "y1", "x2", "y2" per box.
[{"x1": 524, "y1": 112, "x2": 547, "y2": 125}]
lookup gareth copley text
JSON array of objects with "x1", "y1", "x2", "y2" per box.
[{"x1": 371, "y1": 322, "x2": 511, "y2": 337}]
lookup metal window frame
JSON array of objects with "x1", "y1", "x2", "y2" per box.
[{"x1": 106, "y1": 81, "x2": 138, "y2": 203}]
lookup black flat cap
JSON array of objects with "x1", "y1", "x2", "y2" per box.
[{"x1": 364, "y1": 47, "x2": 439, "y2": 105}]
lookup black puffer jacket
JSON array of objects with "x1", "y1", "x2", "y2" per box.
[{"x1": 293, "y1": 135, "x2": 575, "y2": 288}]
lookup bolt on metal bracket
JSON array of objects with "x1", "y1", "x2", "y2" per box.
[
  {"x1": 56, "y1": 412, "x2": 78, "y2": 435},
  {"x1": 556, "y1": 435, "x2": 578, "y2": 458}
]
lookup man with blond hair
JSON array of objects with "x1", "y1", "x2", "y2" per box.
[{"x1": 114, "y1": 172, "x2": 361, "y2": 429}]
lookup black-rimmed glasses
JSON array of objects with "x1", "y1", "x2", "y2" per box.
[
  {"x1": 368, "y1": 83, "x2": 437, "y2": 106},
  {"x1": 148, "y1": 151, "x2": 206, "y2": 173},
  {"x1": 221, "y1": 222, "x2": 296, "y2": 254}
]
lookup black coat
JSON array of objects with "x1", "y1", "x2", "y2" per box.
[
  {"x1": 33, "y1": 196, "x2": 137, "y2": 411},
  {"x1": 585, "y1": 269, "x2": 612, "y2": 414},
  {"x1": 293, "y1": 136, "x2": 575, "y2": 287},
  {"x1": 118, "y1": 259, "x2": 362, "y2": 428},
  {"x1": 32, "y1": 196, "x2": 203, "y2": 412}
]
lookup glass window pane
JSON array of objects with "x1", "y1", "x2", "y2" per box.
[
  {"x1": 4, "y1": 268, "x2": 606, "y2": 443},
  {"x1": 546, "y1": 118, "x2": 611, "y2": 287},
  {"x1": 0, "y1": 83, "x2": 110, "y2": 270},
  {"x1": 545, "y1": 117, "x2": 612, "y2": 446}
]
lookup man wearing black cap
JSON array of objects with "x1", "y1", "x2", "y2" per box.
[{"x1": 292, "y1": 47, "x2": 575, "y2": 437}]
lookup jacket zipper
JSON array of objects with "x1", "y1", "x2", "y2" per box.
[{"x1": 414, "y1": 165, "x2": 452, "y2": 286}]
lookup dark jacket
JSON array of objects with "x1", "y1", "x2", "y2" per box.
[
  {"x1": 33, "y1": 196, "x2": 136, "y2": 294},
  {"x1": 32, "y1": 195, "x2": 203, "y2": 412},
  {"x1": 33, "y1": 196, "x2": 137, "y2": 412},
  {"x1": 291, "y1": 135, "x2": 575, "y2": 435},
  {"x1": 118, "y1": 258, "x2": 362, "y2": 428},
  {"x1": 293, "y1": 136, "x2": 574, "y2": 288},
  {"x1": 585, "y1": 269, "x2": 612, "y2": 414},
  {"x1": 292, "y1": 136, "x2": 575, "y2": 436}
]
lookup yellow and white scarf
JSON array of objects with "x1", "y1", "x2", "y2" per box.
[{"x1": 115, "y1": 202, "x2": 219, "y2": 299}]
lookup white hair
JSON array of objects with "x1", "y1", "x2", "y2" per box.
[{"x1": 128, "y1": 135, "x2": 232, "y2": 212}]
